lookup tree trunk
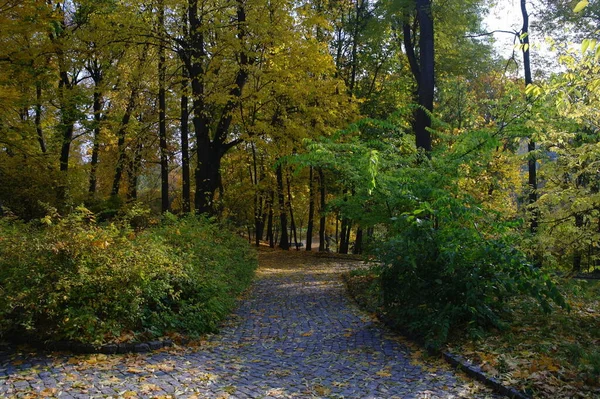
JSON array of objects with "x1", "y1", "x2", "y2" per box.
[
  {"x1": 277, "y1": 164, "x2": 289, "y2": 250},
  {"x1": 339, "y1": 218, "x2": 348, "y2": 254},
  {"x1": 521, "y1": 0, "x2": 538, "y2": 235},
  {"x1": 127, "y1": 141, "x2": 143, "y2": 201},
  {"x1": 57, "y1": 69, "x2": 76, "y2": 206},
  {"x1": 306, "y1": 166, "x2": 315, "y2": 251},
  {"x1": 53, "y1": 9, "x2": 76, "y2": 207},
  {"x1": 251, "y1": 142, "x2": 264, "y2": 246},
  {"x1": 187, "y1": 0, "x2": 250, "y2": 215},
  {"x1": 181, "y1": 68, "x2": 191, "y2": 213},
  {"x1": 346, "y1": 222, "x2": 352, "y2": 251},
  {"x1": 415, "y1": 0, "x2": 434, "y2": 152},
  {"x1": 267, "y1": 190, "x2": 274, "y2": 248},
  {"x1": 158, "y1": 1, "x2": 169, "y2": 213},
  {"x1": 111, "y1": 45, "x2": 148, "y2": 197},
  {"x1": 111, "y1": 87, "x2": 138, "y2": 196},
  {"x1": 353, "y1": 226, "x2": 363, "y2": 254},
  {"x1": 286, "y1": 173, "x2": 299, "y2": 250},
  {"x1": 597, "y1": 213, "x2": 600, "y2": 268},
  {"x1": 349, "y1": 0, "x2": 360, "y2": 93},
  {"x1": 402, "y1": 1, "x2": 434, "y2": 153},
  {"x1": 35, "y1": 83, "x2": 46, "y2": 154},
  {"x1": 318, "y1": 168, "x2": 326, "y2": 251},
  {"x1": 335, "y1": 216, "x2": 339, "y2": 250},
  {"x1": 573, "y1": 213, "x2": 584, "y2": 273},
  {"x1": 88, "y1": 83, "x2": 102, "y2": 195}
]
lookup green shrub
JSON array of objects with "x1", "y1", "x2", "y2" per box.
[
  {"x1": 149, "y1": 213, "x2": 257, "y2": 334},
  {"x1": 0, "y1": 207, "x2": 257, "y2": 346},
  {"x1": 378, "y1": 200, "x2": 567, "y2": 350}
]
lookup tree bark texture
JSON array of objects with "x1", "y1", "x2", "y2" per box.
[
  {"x1": 276, "y1": 164, "x2": 289, "y2": 250},
  {"x1": 158, "y1": 1, "x2": 170, "y2": 213},
  {"x1": 187, "y1": 0, "x2": 250, "y2": 215},
  {"x1": 402, "y1": 0, "x2": 434, "y2": 153},
  {"x1": 306, "y1": 167, "x2": 315, "y2": 251},
  {"x1": 181, "y1": 69, "x2": 191, "y2": 213},
  {"x1": 88, "y1": 83, "x2": 102, "y2": 195},
  {"x1": 318, "y1": 168, "x2": 326, "y2": 251},
  {"x1": 286, "y1": 173, "x2": 299, "y2": 250},
  {"x1": 35, "y1": 83, "x2": 47, "y2": 154},
  {"x1": 521, "y1": 0, "x2": 538, "y2": 235}
]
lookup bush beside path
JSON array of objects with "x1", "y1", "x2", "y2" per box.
[{"x1": 0, "y1": 249, "x2": 497, "y2": 398}]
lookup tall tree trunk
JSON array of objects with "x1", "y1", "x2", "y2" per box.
[
  {"x1": 260, "y1": 209, "x2": 268, "y2": 241},
  {"x1": 349, "y1": 0, "x2": 360, "y2": 93},
  {"x1": 52, "y1": 9, "x2": 76, "y2": 207},
  {"x1": 415, "y1": 0, "x2": 434, "y2": 152},
  {"x1": 339, "y1": 218, "x2": 348, "y2": 253},
  {"x1": 306, "y1": 166, "x2": 315, "y2": 251},
  {"x1": 158, "y1": 1, "x2": 169, "y2": 213},
  {"x1": 267, "y1": 190, "x2": 274, "y2": 248},
  {"x1": 318, "y1": 168, "x2": 326, "y2": 251},
  {"x1": 89, "y1": 80, "x2": 102, "y2": 195},
  {"x1": 251, "y1": 142, "x2": 264, "y2": 246},
  {"x1": 111, "y1": 46, "x2": 148, "y2": 197},
  {"x1": 111, "y1": 87, "x2": 138, "y2": 196},
  {"x1": 127, "y1": 141, "x2": 143, "y2": 201},
  {"x1": 573, "y1": 213, "x2": 584, "y2": 273},
  {"x1": 339, "y1": 188, "x2": 351, "y2": 254},
  {"x1": 57, "y1": 68, "x2": 76, "y2": 206},
  {"x1": 353, "y1": 227, "x2": 363, "y2": 254},
  {"x1": 521, "y1": 0, "x2": 538, "y2": 235},
  {"x1": 277, "y1": 164, "x2": 289, "y2": 250},
  {"x1": 181, "y1": 68, "x2": 191, "y2": 213},
  {"x1": 345, "y1": 222, "x2": 352, "y2": 252},
  {"x1": 35, "y1": 82, "x2": 47, "y2": 154},
  {"x1": 286, "y1": 173, "x2": 299, "y2": 250},
  {"x1": 402, "y1": 1, "x2": 434, "y2": 153},
  {"x1": 188, "y1": 0, "x2": 250, "y2": 215},
  {"x1": 335, "y1": 216, "x2": 339, "y2": 250},
  {"x1": 597, "y1": 213, "x2": 600, "y2": 268}
]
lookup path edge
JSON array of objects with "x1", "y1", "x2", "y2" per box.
[
  {"x1": 341, "y1": 273, "x2": 531, "y2": 399},
  {"x1": 0, "y1": 337, "x2": 173, "y2": 355}
]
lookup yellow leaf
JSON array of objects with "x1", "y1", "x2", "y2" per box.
[
  {"x1": 376, "y1": 369, "x2": 392, "y2": 377},
  {"x1": 39, "y1": 388, "x2": 58, "y2": 397},
  {"x1": 126, "y1": 367, "x2": 145, "y2": 374},
  {"x1": 582, "y1": 39, "x2": 590, "y2": 54},
  {"x1": 140, "y1": 383, "x2": 161, "y2": 393},
  {"x1": 156, "y1": 362, "x2": 175, "y2": 372},
  {"x1": 574, "y1": 0, "x2": 589, "y2": 13}
]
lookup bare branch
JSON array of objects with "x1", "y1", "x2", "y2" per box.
[{"x1": 465, "y1": 30, "x2": 518, "y2": 39}]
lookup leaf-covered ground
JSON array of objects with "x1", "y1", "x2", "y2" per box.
[
  {"x1": 0, "y1": 248, "x2": 498, "y2": 398},
  {"x1": 447, "y1": 278, "x2": 600, "y2": 398},
  {"x1": 345, "y1": 270, "x2": 600, "y2": 398}
]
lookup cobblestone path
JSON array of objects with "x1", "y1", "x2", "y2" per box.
[{"x1": 0, "y1": 250, "x2": 496, "y2": 398}]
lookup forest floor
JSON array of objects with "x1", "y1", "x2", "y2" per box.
[
  {"x1": 345, "y1": 268, "x2": 600, "y2": 399},
  {"x1": 0, "y1": 248, "x2": 498, "y2": 398}
]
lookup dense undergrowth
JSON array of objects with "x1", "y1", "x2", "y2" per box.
[
  {"x1": 378, "y1": 206, "x2": 567, "y2": 350},
  {"x1": 0, "y1": 207, "x2": 257, "y2": 346}
]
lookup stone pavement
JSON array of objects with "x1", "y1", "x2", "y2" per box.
[{"x1": 0, "y1": 250, "x2": 497, "y2": 398}]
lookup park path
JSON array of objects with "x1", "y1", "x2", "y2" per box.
[{"x1": 0, "y1": 249, "x2": 496, "y2": 399}]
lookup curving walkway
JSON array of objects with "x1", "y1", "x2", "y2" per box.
[{"x1": 0, "y1": 250, "x2": 497, "y2": 398}]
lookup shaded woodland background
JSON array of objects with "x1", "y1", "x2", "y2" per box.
[{"x1": 1, "y1": 0, "x2": 600, "y2": 354}]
